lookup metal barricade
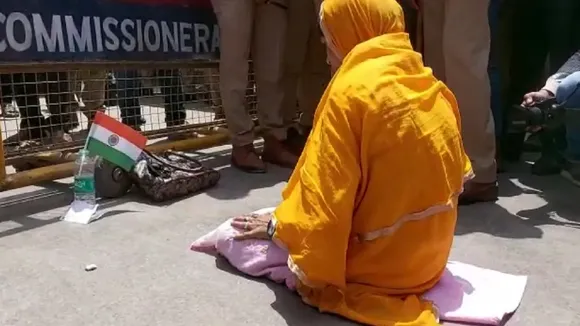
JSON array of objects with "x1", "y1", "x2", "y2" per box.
[{"x1": 0, "y1": 61, "x2": 257, "y2": 192}]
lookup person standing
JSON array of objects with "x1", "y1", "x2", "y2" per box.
[
  {"x1": 156, "y1": 69, "x2": 188, "y2": 127},
  {"x1": 114, "y1": 69, "x2": 188, "y2": 131},
  {"x1": 114, "y1": 70, "x2": 146, "y2": 131},
  {"x1": 419, "y1": 0, "x2": 498, "y2": 204},
  {"x1": 68, "y1": 70, "x2": 108, "y2": 129},
  {"x1": 211, "y1": 0, "x2": 298, "y2": 173},
  {"x1": 281, "y1": 0, "x2": 330, "y2": 153},
  {"x1": 500, "y1": 0, "x2": 580, "y2": 170},
  {"x1": 0, "y1": 74, "x2": 20, "y2": 119}
]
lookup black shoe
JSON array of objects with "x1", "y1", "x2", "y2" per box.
[{"x1": 531, "y1": 152, "x2": 565, "y2": 175}]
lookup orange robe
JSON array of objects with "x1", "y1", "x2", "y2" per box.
[{"x1": 273, "y1": 33, "x2": 473, "y2": 325}]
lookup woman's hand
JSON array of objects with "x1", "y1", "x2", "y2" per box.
[{"x1": 231, "y1": 213, "x2": 272, "y2": 240}]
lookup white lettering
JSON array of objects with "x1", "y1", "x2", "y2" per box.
[
  {"x1": 102, "y1": 17, "x2": 119, "y2": 51},
  {"x1": 0, "y1": 13, "x2": 6, "y2": 52},
  {"x1": 136, "y1": 19, "x2": 143, "y2": 52},
  {"x1": 193, "y1": 23, "x2": 209, "y2": 53},
  {"x1": 179, "y1": 22, "x2": 192, "y2": 52},
  {"x1": 211, "y1": 24, "x2": 219, "y2": 53},
  {"x1": 32, "y1": 14, "x2": 65, "y2": 52},
  {"x1": 120, "y1": 19, "x2": 136, "y2": 51},
  {"x1": 93, "y1": 16, "x2": 103, "y2": 52},
  {"x1": 6, "y1": 12, "x2": 32, "y2": 52},
  {"x1": 64, "y1": 15, "x2": 93, "y2": 52},
  {"x1": 0, "y1": 13, "x2": 219, "y2": 56},
  {"x1": 161, "y1": 21, "x2": 178, "y2": 52},
  {"x1": 144, "y1": 20, "x2": 160, "y2": 51}
]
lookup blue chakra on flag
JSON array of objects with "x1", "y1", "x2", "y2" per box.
[{"x1": 108, "y1": 134, "x2": 120, "y2": 146}]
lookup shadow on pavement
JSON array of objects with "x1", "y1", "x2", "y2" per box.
[
  {"x1": 454, "y1": 162, "x2": 580, "y2": 239},
  {"x1": 0, "y1": 181, "x2": 137, "y2": 239},
  {"x1": 197, "y1": 145, "x2": 292, "y2": 201},
  {"x1": 214, "y1": 256, "x2": 356, "y2": 325},
  {"x1": 513, "y1": 171, "x2": 580, "y2": 226},
  {"x1": 456, "y1": 202, "x2": 545, "y2": 239}
]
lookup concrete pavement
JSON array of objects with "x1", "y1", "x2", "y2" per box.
[{"x1": 0, "y1": 147, "x2": 578, "y2": 326}]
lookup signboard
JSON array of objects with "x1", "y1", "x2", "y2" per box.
[{"x1": 0, "y1": 0, "x2": 219, "y2": 62}]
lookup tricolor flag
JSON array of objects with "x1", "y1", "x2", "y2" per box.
[{"x1": 86, "y1": 112, "x2": 148, "y2": 171}]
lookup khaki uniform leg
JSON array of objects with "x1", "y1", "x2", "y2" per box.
[
  {"x1": 210, "y1": 0, "x2": 255, "y2": 146},
  {"x1": 422, "y1": 0, "x2": 496, "y2": 183},
  {"x1": 252, "y1": 0, "x2": 288, "y2": 141},
  {"x1": 281, "y1": 0, "x2": 312, "y2": 128}
]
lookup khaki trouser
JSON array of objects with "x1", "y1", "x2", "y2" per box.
[
  {"x1": 421, "y1": 0, "x2": 497, "y2": 183},
  {"x1": 282, "y1": 0, "x2": 330, "y2": 129},
  {"x1": 69, "y1": 70, "x2": 107, "y2": 120},
  {"x1": 211, "y1": 0, "x2": 288, "y2": 146}
]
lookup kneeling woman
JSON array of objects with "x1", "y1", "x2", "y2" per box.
[{"x1": 233, "y1": 0, "x2": 472, "y2": 324}]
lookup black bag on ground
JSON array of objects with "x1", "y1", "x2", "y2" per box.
[{"x1": 131, "y1": 150, "x2": 220, "y2": 202}]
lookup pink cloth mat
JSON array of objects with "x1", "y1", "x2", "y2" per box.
[{"x1": 191, "y1": 208, "x2": 528, "y2": 325}]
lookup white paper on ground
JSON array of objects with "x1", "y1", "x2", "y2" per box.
[{"x1": 61, "y1": 200, "x2": 102, "y2": 224}]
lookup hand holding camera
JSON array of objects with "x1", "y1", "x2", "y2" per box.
[{"x1": 521, "y1": 89, "x2": 554, "y2": 107}]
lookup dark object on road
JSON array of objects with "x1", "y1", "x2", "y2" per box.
[
  {"x1": 131, "y1": 150, "x2": 220, "y2": 202},
  {"x1": 95, "y1": 159, "x2": 134, "y2": 199}
]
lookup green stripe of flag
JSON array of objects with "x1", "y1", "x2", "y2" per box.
[{"x1": 87, "y1": 138, "x2": 136, "y2": 171}]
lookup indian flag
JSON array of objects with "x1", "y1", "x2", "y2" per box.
[{"x1": 86, "y1": 112, "x2": 147, "y2": 171}]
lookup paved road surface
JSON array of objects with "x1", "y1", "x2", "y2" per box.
[{"x1": 0, "y1": 145, "x2": 578, "y2": 326}]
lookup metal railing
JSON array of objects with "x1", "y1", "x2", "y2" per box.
[{"x1": 0, "y1": 61, "x2": 257, "y2": 191}]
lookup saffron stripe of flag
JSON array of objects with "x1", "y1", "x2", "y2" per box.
[
  {"x1": 91, "y1": 112, "x2": 147, "y2": 148},
  {"x1": 86, "y1": 112, "x2": 147, "y2": 171}
]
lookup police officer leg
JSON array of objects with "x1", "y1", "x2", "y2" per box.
[
  {"x1": 211, "y1": 0, "x2": 265, "y2": 172},
  {"x1": 254, "y1": 0, "x2": 298, "y2": 169},
  {"x1": 443, "y1": 0, "x2": 498, "y2": 204}
]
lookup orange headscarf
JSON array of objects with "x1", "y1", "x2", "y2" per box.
[{"x1": 320, "y1": 0, "x2": 406, "y2": 59}]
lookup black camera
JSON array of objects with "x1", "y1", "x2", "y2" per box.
[
  {"x1": 503, "y1": 97, "x2": 568, "y2": 174},
  {"x1": 505, "y1": 97, "x2": 566, "y2": 134}
]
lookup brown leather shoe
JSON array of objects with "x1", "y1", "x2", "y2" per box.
[
  {"x1": 458, "y1": 181, "x2": 498, "y2": 206},
  {"x1": 231, "y1": 144, "x2": 267, "y2": 173},
  {"x1": 262, "y1": 135, "x2": 299, "y2": 169}
]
